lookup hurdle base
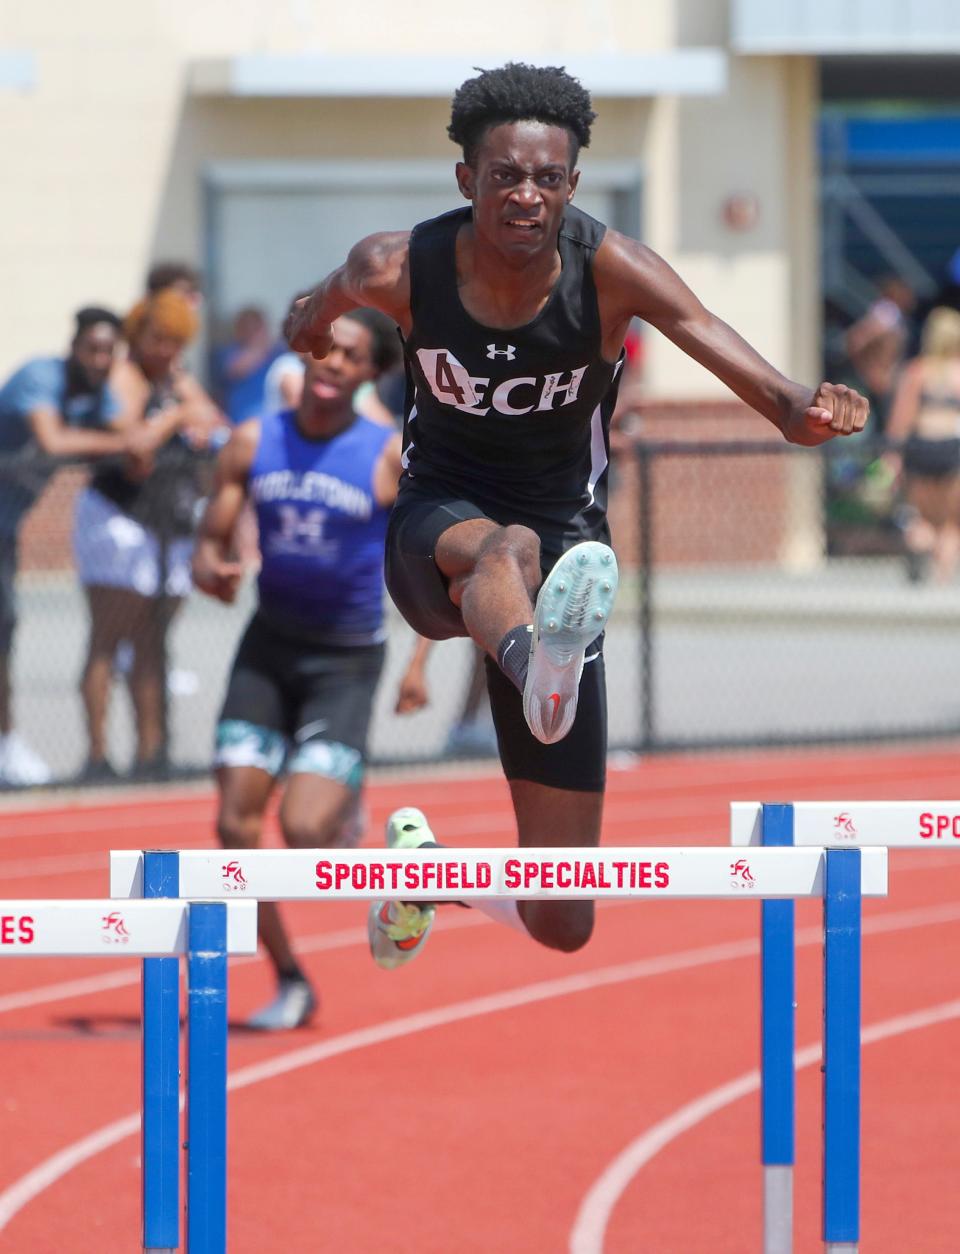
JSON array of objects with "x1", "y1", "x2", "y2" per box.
[
  {"x1": 824, "y1": 1245, "x2": 857, "y2": 1253},
  {"x1": 763, "y1": 1164, "x2": 793, "y2": 1254}
]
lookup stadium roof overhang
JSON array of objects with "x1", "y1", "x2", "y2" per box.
[{"x1": 188, "y1": 51, "x2": 728, "y2": 99}]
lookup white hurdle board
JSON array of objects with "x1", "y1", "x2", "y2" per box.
[
  {"x1": 0, "y1": 899, "x2": 258, "y2": 956},
  {"x1": 110, "y1": 847, "x2": 888, "y2": 902},
  {"x1": 731, "y1": 801, "x2": 960, "y2": 848}
]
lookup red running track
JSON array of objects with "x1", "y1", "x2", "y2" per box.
[{"x1": 2, "y1": 743, "x2": 960, "y2": 1251}]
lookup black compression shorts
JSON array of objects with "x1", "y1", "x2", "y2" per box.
[
  {"x1": 385, "y1": 480, "x2": 608, "y2": 792},
  {"x1": 216, "y1": 613, "x2": 385, "y2": 784}
]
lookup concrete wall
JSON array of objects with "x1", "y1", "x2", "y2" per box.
[
  {"x1": 1, "y1": 0, "x2": 819, "y2": 405},
  {"x1": 644, "y1": 54, "x2": 819, "y2": 397}
]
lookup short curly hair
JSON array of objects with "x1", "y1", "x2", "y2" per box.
[
  {"x1": 448, "y1": 62, "x2": 595, "y2": 166},
  {"x1": 342, "y1": 308, "x2": 401, "y2": 375}
]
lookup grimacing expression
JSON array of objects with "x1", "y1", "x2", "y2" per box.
[
  {"x1": 457, "y1": 120, "x2": 579, "y2": 261},
  {"x1": 71, "y1": 323, "x2": 119, "y2": 389},
  {"x1": 303, "y1": 318, "x2": 377, "y2": 406}
]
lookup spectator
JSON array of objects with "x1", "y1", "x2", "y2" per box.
[
  {"x1": 73, "y1": 290, "x2": 222, "y2": 780},
  {"x1": 885, "y1": 307, "x2": 960, "y2": 583},
  {"x1": 213, "y1": 306, "x2": 280, "y2": 425},
  {"x1": 845, "y1": 277, "x2": 916, "y2": 433},
  {"x1": 0, "y1": 307, "x2": 135, "y2": 786},
  {"x1": 146, "y1": 261, "x2": 203, "y2": 310}
]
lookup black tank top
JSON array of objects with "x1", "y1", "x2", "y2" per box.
[
  {"x1": 401, "y1": 203, "x2": 624, "y2": 554},
  {"x1": 92, "y1": 373, "x2": 204, "y2": 537}
]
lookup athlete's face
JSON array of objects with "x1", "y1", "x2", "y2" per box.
[
  {"x1": 457, "y1": 120, "x2": 579, "y2": 261},
  {"x1": 303, "y1": 317, "x2": 376, "y2": 409}
]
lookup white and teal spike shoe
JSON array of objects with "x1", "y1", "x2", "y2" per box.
[
  {"x1": 367, "y1": 808, "x2": 438, "y2": 970},
  {"x1": 522, "y1": 541, "x2": 619, "y2": 746}
]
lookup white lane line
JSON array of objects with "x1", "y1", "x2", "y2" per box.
[
  {"x1": 0, "y1": 913, "x2": 486, "y2": 1016},
  {"x1": 3, "y1": 902, "x2": 960, "y2": 1233},
  {"x1": 0, "y1": 935, "x2": 760, "y2": 1232},
  {"x1": 569, "y1": 998, "x2": 960, "y2": 1254},
  {"x1": 0, "y1": 1113, "x2": 143, "y2": 1233},
  {"x1": 3, "y1": 893, "x2": 958, "y2": 1019}
]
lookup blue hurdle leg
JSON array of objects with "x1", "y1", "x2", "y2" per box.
[
  {"x1": 142, "y1": 850, "x2": 180, "y2": 1252},
  {"x1": 761, "y1": 803, "x2": 796, "y2": 1254},
  {"x1": 823, "y1": 848, "x2": 861, "y2": 1253},
  {"x1": 186, "y1": 901, "x2": 229, "y2": 1254}
]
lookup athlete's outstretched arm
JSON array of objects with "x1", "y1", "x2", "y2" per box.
[
  {"x1": 192, "y1": 420, "x2": 258, "y2": 603},
  {"x1": 595, "y1": 232, "x2": 868, "y2": 445},
  {"x1": 285, "y1": 232, "x2": 412, "y2": 360}
]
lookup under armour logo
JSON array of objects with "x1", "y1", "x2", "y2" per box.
[{"x1": 486, "y1": 344, "x2": 517, "y2": 361}]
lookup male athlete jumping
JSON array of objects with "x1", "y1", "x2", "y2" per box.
[{"x1": 287, "y1": 63, "x2": 868, "y2": 967}]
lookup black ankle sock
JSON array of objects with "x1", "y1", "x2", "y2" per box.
[
  {"x1": 497, "y1": 624, "x2": 532, "y2": 694},
  {"x1": 277, "y1": 962, "x2": 308, "y2": 985}
]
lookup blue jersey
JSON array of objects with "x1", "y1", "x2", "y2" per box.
[
  {"x1": 0, "y1": 356, "x2": 119, "y2": 536},
  {"x1": 250, "y1": 410, "x2": 394, "y2": 643}
]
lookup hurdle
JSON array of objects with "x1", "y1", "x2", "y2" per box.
[
  {"x1": 0, "y1": 897, "x2": 257, "y2": 1254},
  {"x1": 730, "y1": 802, "x2": 960, "y2": 1254},
  {"x1": 112, "y1": 844, "x2": 887, "y2": 1253}
]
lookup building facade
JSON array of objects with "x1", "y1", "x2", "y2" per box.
[{"x1": 2, "y1": 1, "x2": 819, "y2": 398}]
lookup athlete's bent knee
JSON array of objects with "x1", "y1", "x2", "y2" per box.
[
  {"x1": 216, "y1": 810, "x2": 261, "y2": 850},
  {"x1": 282, "y1": 812, "x2": 348, "y2": 849},
  {"x1": 477, "y1": 524, "x2": 541, "y2": 591},
  {"x1": 522, "y1": 902, "x2": 594, "y2": 953}
]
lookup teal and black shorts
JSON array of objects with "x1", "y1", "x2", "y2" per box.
[{"x1": 214, "y1": 612, "x2": 385, "y2": 787}]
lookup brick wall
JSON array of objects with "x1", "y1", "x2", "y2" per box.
[{"x1": 607, "y1": 400, "x2": 791, "y2": 569}]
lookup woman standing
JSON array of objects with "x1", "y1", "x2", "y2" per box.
[
  {"x1": 886, "y1": 307, "x2": 960, "y2": 583},
  {"x1": 74, "y1": 290, "x2": 221, "y2": 779}
]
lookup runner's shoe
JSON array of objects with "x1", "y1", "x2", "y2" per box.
[
  {"x1": 522, "y1": 541, "x2": 618, "y2": 745},
  {"x1": 245, "y1": 977, "x2": 317, "y2": 1030},
  {"x1": 0, "y1": 733, "x2": 53, "y2": 787},
  {"x1": 368, "y1": 807, "x2": 437, "y2": 970}
]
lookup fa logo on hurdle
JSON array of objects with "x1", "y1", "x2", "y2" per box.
[
  {"x1": 833, "y1": 812, "x2": 858, "y2": 840},
  {"x1": 101, "y1": 911, "x2": 131, "y2": 944},
  {"x1": 221, "y1": 861, "x2": 248, "y2": 892},
  {"x1": 729, "y1": 859, "x2": 756, "y2": 890}
]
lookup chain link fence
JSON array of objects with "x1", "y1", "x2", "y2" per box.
[
  {"x1": 4, "y1": 434, "x2": 958, "y2": 790},
  {"x1": 632, "y1": 437, "x2": 960, "y2": 750}
]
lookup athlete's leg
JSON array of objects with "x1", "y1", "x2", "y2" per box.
[
  {"x1": 387, "y1": 490, "x2": 617, "y2": 744},
  {"x1": 279, "y1": 773, "x2": 360, "y2": 855},
  {"x1": 511, "y1": 779, "x2": 602, "y2": 951},
  {"x1": 487, "y1": 643, "x2": 607, "y2": 950},
  {"x1": 213, "y1": 615, "x2": 317, "y2": 1025},
  {"x1": 369, "y1": 641, "x2": 610, "y2": 966},
  {"x1": 215, "y1": 759, "x2": 288, "y2": 969},
  {"x1": 435, "y1": 518, "x2": 542, "y2": 656}
]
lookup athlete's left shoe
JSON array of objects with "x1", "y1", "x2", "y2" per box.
[
  {"x1": 368, "y1": 808, "x2": 437, "y2": 970},
  {"x1": 244, "y1": 977, "x2": 318, "y2": 1031},
  {"x1": 522, "y1": 541, "x2": 619, "y2": 745}
]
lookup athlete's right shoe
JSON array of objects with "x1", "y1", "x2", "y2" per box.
[
  {"x1": 368, "y1": 808, "x2": 437, "y2": 970},
  {"x1": 522, "y1": 541, "x2": 619, "y2": 745}
]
